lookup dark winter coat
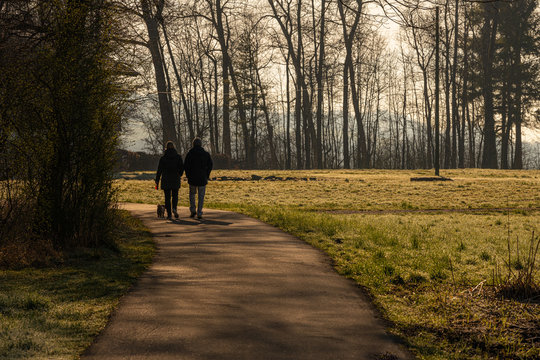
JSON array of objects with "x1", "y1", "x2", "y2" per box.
[
  {"x1": 184, "y1": 146, "x2": 213, "y2": 186},
  {"x1": 155, "y1": 148, "x2": 184, "y2": 190}
]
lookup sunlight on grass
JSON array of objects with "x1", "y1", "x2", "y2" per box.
[
  {"x1": 117, "y1": 169, "x2": 540, "y2": 359},
  {"x1": 117, "y1": 169, "x2": 540, "y2": 211},
  {"x1": 0, "y1": 211, "x2": 155, "y2": 360}
]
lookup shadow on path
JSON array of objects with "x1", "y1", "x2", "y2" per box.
[{"x1": 83, "y1": 203, "x2": 413, "y2": 360}]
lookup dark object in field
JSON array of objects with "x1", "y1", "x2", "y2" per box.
[
  {"x1": 218, "y1": 176, "x2": 245, "y2": 181},
  {"x1": 264, "y1": 175, "x2": 283, "y2": 181},
  {"x1": 213, "y1": 175, "x2": 318, "y2": 182},
  {"x1": 116, "y1": 172, "x2": 156, "y2": 180},
  {"x1": 157, "y1": 204, "x2": 165, "y2": 218},
  {"x1": 410, "y1": 176, "x2": 453, "y2": 182}
]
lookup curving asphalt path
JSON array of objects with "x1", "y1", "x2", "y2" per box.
[{"x1": 82, "y1": 203, "x2": 413, "y2": 360}]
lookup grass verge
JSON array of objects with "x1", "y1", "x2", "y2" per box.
[{"x1": 0, "y1": 210, "x2": 155, "y2": 360}]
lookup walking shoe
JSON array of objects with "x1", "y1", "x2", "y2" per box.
[
  {"x1": 173, "y1": 209, "x2": 179, "y2": 219},
  {"x1": 190, "y1": 212, "x2": 196, "y2": 218},
  {"x1": 197, "y1": 214, "x2": 202, "y2": 219}
]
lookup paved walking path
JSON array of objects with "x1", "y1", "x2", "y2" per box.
[{"x1": 83, "y1": 203, "x2": 413, "y2": 360}]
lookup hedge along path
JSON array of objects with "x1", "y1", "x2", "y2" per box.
[{"x1": 82, "y1": 203, "x2": 413, "y2": 360}]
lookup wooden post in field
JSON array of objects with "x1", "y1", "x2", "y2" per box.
[{"x1": 435, "y1": 6, "x2": 440, "y2": 176}]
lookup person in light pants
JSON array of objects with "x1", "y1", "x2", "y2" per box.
[
  {"x1": 184, "y1": 138, "x2": 213, "y2": 219},
  {"x1": 189, "y1": 185, "x2": 206, "y2": 219}
]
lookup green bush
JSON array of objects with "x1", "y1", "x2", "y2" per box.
[{"x1": 0, "y1": 1, "x2": 129, "y2": 265}]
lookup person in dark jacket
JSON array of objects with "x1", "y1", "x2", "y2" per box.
[
  {"x1": 184, "y1": 138, "x2": 213, "y2": 219},
  {"x1": 155, "y1": 141, "x2": 184, "y2": 219}
]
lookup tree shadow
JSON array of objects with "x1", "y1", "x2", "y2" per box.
[
  {"x1": 167, "y1": 219, "x2": 200, "y2": 226},
  {"x1": 169, "y1": 218, "x2": 232, "y2": 226}
]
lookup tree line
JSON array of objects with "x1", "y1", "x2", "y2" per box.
[{"x1": 119, "y1": 0, "x2": 540, "y2": 169}]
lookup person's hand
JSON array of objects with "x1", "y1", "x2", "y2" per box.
[{"x1": 154, "y1": 181, "x2": 159, "y2": 190}]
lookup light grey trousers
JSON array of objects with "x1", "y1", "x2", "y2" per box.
[{"x1": 189, "y1": 185, "x2": 206, "y2": 216}]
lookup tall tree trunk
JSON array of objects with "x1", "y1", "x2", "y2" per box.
[
  {"x1": 402, "y1": 55, "x2": 408, "y2": 170},
  {"x1": 451, "y1": 0, "x2": 459, "y2": 168},
  {"x1": 295, "y1": 59, "x2": 303, "y2": 169},
  {"x1": 468, "y1": 99, "x2": 475, "y2": 167},
  {"x1": 410, "y1": 23, "x2": 433, "y2": 168},
  {"x1": 349, "y1": 58, "x2": 368, "y2": 168},
  {"x1": 481, "y1": 3, "x2": 498, "y2": 169},
  {"x1": 286, "y1": 54, "x2": 292, "y2": 169},
  {"x1": 435, "y1": 6, "x2": 440, "y2": 176},
  {"x1": 297, "y1": 0, "x2": 314, "y2": 169},
  {"x1": 337, "y1": 0, "x2": 365, "y2": 168},
  {"x1": 512, "y1": 36, "x2": 523, "y2": 169},
  {"x1": 212, "y1": 0, "x2": 250, "y2": 166},
  {"x1": 511, "y1": 2, "x2": 526, "y2": 169},
  {"x1": 220, "y1": 32, "x2": 231, "y2": 158},
  {"x1": 342, "y1": 61, "x2": 350, "y2": 168},
  {"x1": 213, "y1": 59, "x2": 220, "y2": 153},
  {"x1": 514, "y1": 118, "x2": 522, "y2": 169},
  {"x1": 141, "y1": 0, "x2": 177, "y2": 148},
  {"x1": 459, "y1": 4, "x2": 468, "y2": 168},
  {"x1": 500, "y1": 71, "x2": 511, "y2": 169},
  {"x1": 422, "y1": 67, "x2": 433, "y2": 168},
  {"x1": 314, "y1": 0, "x2": 325, "y2": 168},
  {"x1": 443, "y1": 3, "x2": 451, "y2": 168},
  {"x1": 161, "y1": 21, "x2": 194, "y2": 142}
]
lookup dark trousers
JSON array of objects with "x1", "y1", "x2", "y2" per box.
[{"x1": 163, "y1": 189, "x2": 179, "y2": 216}]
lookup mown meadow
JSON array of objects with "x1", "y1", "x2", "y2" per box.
[{"x1": 118, "y1": 169, "x2": 540, "y2": 360}]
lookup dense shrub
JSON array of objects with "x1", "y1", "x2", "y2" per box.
[{"x1": 0, "y1": 1, "x2": 128, "y2": 264}]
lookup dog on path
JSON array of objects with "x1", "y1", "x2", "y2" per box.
[{"x1": 156, "y1": 204, "x2": 166, "y2": 218}]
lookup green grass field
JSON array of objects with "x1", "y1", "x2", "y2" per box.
[
  {"x1": 0, "y1": 211, "x2": 155, "y2": 360},
  {"x1": 119, "y1": 169, "x2": 540, "y2": 359}
]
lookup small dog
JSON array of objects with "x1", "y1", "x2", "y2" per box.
[{"x1": 157, "y1": 204, "x2": 166, "y2": 218}]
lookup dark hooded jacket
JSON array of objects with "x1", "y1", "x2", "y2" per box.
[
  {"x1": 155, "y1": 148, "x2": 184, "y2": 190},
  {"x1": 184, "y1": 146, "x2": 213, "y2": 186}
]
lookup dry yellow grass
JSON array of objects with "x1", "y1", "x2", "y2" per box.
[{"x1": 117, "y1": 169, "x2": 540, "y2": 211}]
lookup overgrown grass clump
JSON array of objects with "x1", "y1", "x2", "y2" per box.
[
  {"x1": 118, "y1": 169, "x2": 540, "y2": 359},
  {"x1": 0, "y1": 210, "x2": 155, "y2": 360}
]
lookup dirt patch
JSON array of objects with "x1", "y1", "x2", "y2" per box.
[
  {"x1": 410, "y1": 176, "x2": 453, "y2": 182},
  {"x1": 211, "y1": 175, "x2": 320, "y2": 181}
]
